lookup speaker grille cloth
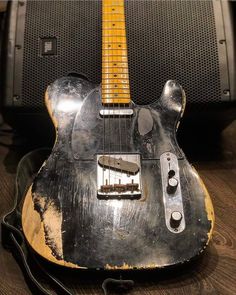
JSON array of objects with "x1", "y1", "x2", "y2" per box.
[{"x1": 22, "y1": 0, "x2": 221, "y2": 110}]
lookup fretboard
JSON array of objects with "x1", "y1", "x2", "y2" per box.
[{"x1": 102, "y1": 0, "x2": 131, "y2": 105}]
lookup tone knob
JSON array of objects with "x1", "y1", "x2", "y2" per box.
[
  {"x1": 167, "y1": 177, "x2": 178, "y2": 194},
  {"x1": 170, "y1": 211, "x2": 182, "y2": 228}
]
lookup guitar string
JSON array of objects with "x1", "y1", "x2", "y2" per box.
[
  {"x1": 114, "y1": 3, "x2": 118, "y2": 189},
  {"x1": 103, "y1": 0, "x2": 107, "y2": 190},
  {"x1": 107, "y1": 5, "x2": 113, "y2": 185},
  {"x1": 122, "y1": 0, "x2": 127, "y2": 180},
  {"x1": 111, "y1": 0, "x2": 118, "y2": 190},
  {"x1": 117, "y1": 0, "x2": 121, "y2": 189},
  {"x1": 122, "y1": 0, "x2": 129, "y2": 185},
  {"x1": 125, "y1": 0, "x2": 133, "y2": 185},
  {"x1": 124, "y1": 0, "x2": 129, "y2": 177}
]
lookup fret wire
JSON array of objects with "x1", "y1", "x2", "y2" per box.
[
  {"x1": 102, "y1": 98, "x2": 130, "y2": 100},
  {"x1": 103, "y1": 4, "x2": 124, "y2": 6},
  {"x1": 102, "y1": 43, "x2": 127, "y2": 50},
  {"x1": 102, "y1": 49, "x2": 127, "y2": 51},
  {"x1": 103, "y1": 17, "x2": 125, "y2": 20},
  {"x1": 102, "y1": 67, "x2": 128, "y2": 69},
  {"x1": 102, "y1": 73, "x2": 129, "y2": 75},
  {"x1": 102, "y1": 59, "x2": 128, "y2": 63},
  {"x1": 102, "y1": 66, "x2": 128, "y2": 68},
  {"x1": 103, "y1": 42, "x2": 127, "y2": 44},
  {"x1": 102, "y1": 72, "x2": 129, "y2": 74},
  {"x1": 102, "y1": 29, "x2": 125, "y2": 31},
  {"x1": 103, "y1": 50, "x2": 127, "y2": 52},
  {"x1": 102, "y1": 79, "x2": 129, "y2": 85},
  {"x1": 103, "y1": 13, "x2": 125, "y2": 15},
  {"x1": 102, "y1": 35, "x2": 126, "y2": 37},
  {"x1": 102, "y1": 93, "x2": 130, "y2": 95},
  {"x1": 102, "y1": 28, "x2": 125, "y2": 29},
  {"x1": 102, "y1": 87, "x2": 129, "y2": 89},
  {"x1": 102, "y1": 80, "x2": 129, "y2": 82},
  {"x1": 102, "y1": 99, "x2": 130, "y2": 101},
  {"x1": 102, "y1": 78, "x2": 129, "y2": 80},
  {"x1": 102, "y1": 54, "x2": 128, "y2": 56},
  {"x1": 102, "y1": 20, "x2": 125, "y2": 22},
  {"x1": 102, "y1": 89, "x2": 129, "y2": 91},
  {"x1": 102, "y1": 60, "x2": 128, "y2": 62},
  {"x1": 103, "y1": 6, "x2": 124, "y2": 8}
]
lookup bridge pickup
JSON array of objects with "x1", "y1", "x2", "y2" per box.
[
  {"x1": 97, "y1": 154, "x2": 142, "y2": 199},
  {"x1": 98, "y1": 155, "x2": 139, "y2": 174}
]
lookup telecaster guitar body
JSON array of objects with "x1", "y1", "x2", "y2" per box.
[{"x1": 22, "y1": 77, "x2": 214, "y2": 269}]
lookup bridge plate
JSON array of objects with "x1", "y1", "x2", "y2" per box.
[{"x1": 97, "y1": 154, "x2": 142, "y2": 199}]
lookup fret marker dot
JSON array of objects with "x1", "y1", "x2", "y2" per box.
[
  {"x1": 118, "y1": 45, "x2": 121, "y2": 47},
  {"x1": 113, "y1": 24, "x2": 115, "y2": 26},
  {"x1": 114, "y1": 75, "x2": 117, "y2": 77},
  {"x1": 113, "y1": 63, "x2": 117, "y2": 66},
  {"x1": 115, "y1": 85, "x2": 117, "y2": 87}
]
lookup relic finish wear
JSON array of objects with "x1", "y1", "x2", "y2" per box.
[{"x1": 22, "y1": 77, "x2": 214, "y2": 269}]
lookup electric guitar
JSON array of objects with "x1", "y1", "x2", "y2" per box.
[{"x1": 22, "y1": 0, "x2": 214, "y2": 269}]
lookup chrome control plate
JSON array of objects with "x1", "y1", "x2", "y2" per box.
[{"x1": 160, "y1": 152, "x2": 185, "y2": 233}]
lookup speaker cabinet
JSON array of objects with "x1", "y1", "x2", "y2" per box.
[{"x1": 1, "y1": 0, "x2": 236, "y2": 134}]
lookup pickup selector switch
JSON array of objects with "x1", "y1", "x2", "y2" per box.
[
  {"x1": 170, "y1": 211, "x2": 182, "y2": 228},
  {"x1": 167, "y1": 177, "x2": 178, "y2": 194}
]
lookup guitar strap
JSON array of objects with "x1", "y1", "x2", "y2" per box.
[{"x1": 1, "y1": 148, "x2": 134, "y2": 295}]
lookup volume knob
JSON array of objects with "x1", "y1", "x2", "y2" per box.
[
  {"x1": 170, "y1": 211, "x2": 182, "y2": 228},
  {"x1": 167, "y1": 177, "x2": 178, "y2": 194}
]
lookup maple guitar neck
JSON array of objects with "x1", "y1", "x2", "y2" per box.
[{"x1": 102, "y1": 0, "x2": 131, "y2": 105}]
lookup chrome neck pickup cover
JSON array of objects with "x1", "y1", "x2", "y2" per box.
[{"x1": 99, "y1": 109, "x2": 133, "y2": 117}]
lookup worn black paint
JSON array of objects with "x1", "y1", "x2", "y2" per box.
[{"x1": 31, "y1": 77, "x2": 212, "y2": 268}]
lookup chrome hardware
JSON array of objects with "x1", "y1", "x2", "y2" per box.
[
  {"x1": 160, "y1": 152, "x2": 185, "y2": 233},
  {"x1": 99, "y1": 109, "x2": 133, "y2": 116},
  {"x1": 97, "y1": 154, "x2": 141, "y2": 199},
  {"x1": 167, "y1": 177, "x2": 178, "y2": 194},
  {"x1": 170, "y1": 211, "x2": 182, "y2": 229}
]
